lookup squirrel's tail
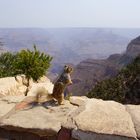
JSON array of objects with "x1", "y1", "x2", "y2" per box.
[{"x1": 35, "y1": 87, "x2": 53, "y2": 103}]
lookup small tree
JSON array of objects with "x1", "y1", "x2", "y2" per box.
[{"x1": 14, "y1": 45, "x2": 53, "y2": 95}]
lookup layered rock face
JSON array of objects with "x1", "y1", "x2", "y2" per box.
[
  {"x1": 0, "y1": 96, "x2": 140, "y2": 140},
  {"x1": 126, "y1": 36, "x2": 140, "y2": 58},
  {"x1": 70, "y1": 36, "x2": 140, "y2": 96},
  {"x1": 70, "y1": 59, "x2": 118, "y2": 96}
]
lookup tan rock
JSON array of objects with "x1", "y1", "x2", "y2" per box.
[
  {"x1": 0, "y1": 76, "x2": 27, "y2": 96},
  {"x1": 0, "y1": 95, "x2": 139, "y2": 140},
  {"x1": 70, "y1": 98, "x2": 137, "y2": 139},
  {"x1": 70, "y1": 96, "x2": 88, "y2": 106},
  {"x1": 0, "y1": 95, "x2": 26, "y2": 118},
  {"x1": 0, "y1": 100, "x2": 15, "y2": 118},
  {"x1": 0, "y1": 98, "x2": 77, "y2": 136},
  {"x1": 126, "y1": 105, "x2": 140, "y2": 139},
  {"x1": 1, "y1": 106, "x2": 61, "y2": 136},
  {"x1": 0, "y1": 95, "x2": 25, "y2": 104},
  {"x1": 0, "y1": 77, "x2": 19, "y2": 96},
  {"x1": 0, "y1": 75, "x2": 53, "y2": 97}
]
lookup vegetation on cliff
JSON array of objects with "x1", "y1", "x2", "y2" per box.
[
  {"x1": 0, "y1": 52, "x2": 17, "y2": 77},
  {"x1": 0, "y1": 45, "x2": 52, "y2": 95},
  {"x1": 87, "y1": 55, "x2": 140, "y2": 104},
  {"x1": 14, "y1": 45, "x2": 52, "y2": 81}
]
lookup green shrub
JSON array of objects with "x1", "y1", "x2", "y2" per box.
[
  {"x1": 0, "y1": 45, "x2": 53, "y2": 95},
  {"x1": 0, "y1": 52, "x2": 17, "y2": 77},
  {"x1": 14, "y1": 45, "x2": 52, "y2": 82}
]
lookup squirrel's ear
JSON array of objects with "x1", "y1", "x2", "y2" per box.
[
  {"x1": 64, "y1": 65, "x2": 68, "y2": 68},
  {"x1": 70, "y1": 67, "x2": 73, "y2": 73},
  {"x1": 64, "y1": 65, "x2": 68, "y2": 71}
]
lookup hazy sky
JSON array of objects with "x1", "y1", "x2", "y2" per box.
[{"x1": 0, "y1": 0, "x2": 140, "y2": 28}]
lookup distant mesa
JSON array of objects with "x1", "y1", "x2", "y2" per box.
[{"x1": 70, "y1": 35, "x2": 140, "y2": 96}]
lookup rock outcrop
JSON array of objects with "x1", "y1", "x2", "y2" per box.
[
  {"x1": 0, "y1": 76, "x2": 27, "y2": 97},
  {"x1": 70, "y1": 36, "x2": 140, "y2": 96},
  {"x1": 126, "y1": 36, "x2": 140, "y2": 58},
  {"x1": 126, "y1": 105, "x2": 140, "y2": 139},
  {"x1": 0, "y1": 96, "x2": 139, "y2": 140},
  {"x1": 0, "y1": 75, "x2": 54, "y2": 97}
]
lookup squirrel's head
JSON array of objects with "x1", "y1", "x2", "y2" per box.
[{"x1": 64, "y1": 65, "x2": 73, "y2": 73}]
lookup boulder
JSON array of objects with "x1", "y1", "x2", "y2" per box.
[
  {"x1": 69, "y1": 97, "x2": 137, "y2": 140},
  {"x1": 126, "y1": 105, "x2": 140, "y2": 139},
  {"x1": 0, "y1": 98, "x2": 77, "y2": 137},
  {"x1": 0, "y1": 75, "x2": 54, "y2": 97},
  {"x1": 0, "y1": 77, "x2": 26, "y2": 96}
]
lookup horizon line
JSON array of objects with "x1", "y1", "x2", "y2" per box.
[{"x1": 0, "y1": 27, "x2": 140, "y2": 29}]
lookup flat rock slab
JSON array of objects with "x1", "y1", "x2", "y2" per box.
[
  {"x1": 0, "y1": 98, "x2": 77, "y2": 136},
  {"x1": 126, "y1": 105, "x2": 140, "y2": 139},
  {"x1": 0, "y1": 95, "x2": 26, "y2": 104},
  {"x1": 0, "y1": 100, "x2": 15, "y2": 118},
  {"x1": 69, "y1": 97, "x2": 136, "y2": 139},
  {"x1": 0, "y1": 96, "x2": 139, "y2": 140}
]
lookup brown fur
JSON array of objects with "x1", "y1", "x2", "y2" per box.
[
  {"x1": 35, "y1": 65, "x2": 73, "y2": 105},
  {"x1": 52, "y1": 82, "x2": 65, "y2": 104},
  {"x1": 52, "y1": 65, "x2": 73, "y2": 105},
  {"x1": 35, "y1": 87, "x2": 53, "y2": 103}
]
